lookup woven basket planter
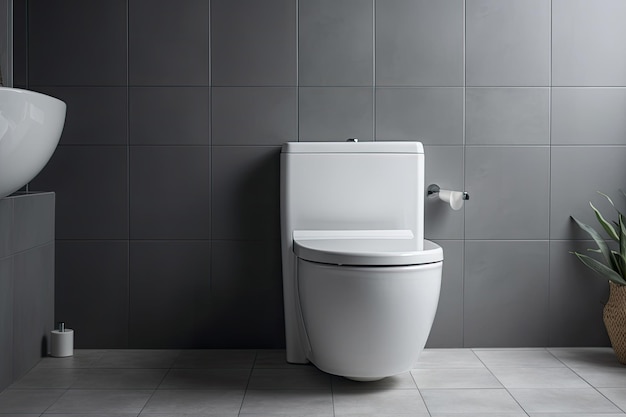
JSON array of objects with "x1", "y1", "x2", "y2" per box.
[{"x1": 604, "y1": 281, "x2": 626, "y2": 364}]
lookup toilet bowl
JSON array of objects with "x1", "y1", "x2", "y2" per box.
[{"x1": 280, "y1": 141, "x2": 443, "y2": 380}]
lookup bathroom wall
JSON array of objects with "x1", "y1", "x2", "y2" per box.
[
  {"x1": 0, "y1": 193, "x2": 55, "y2": 391},
  {"x1": 18, "y1": 0, "x2": 626, "y2": 348},
  {"x1": 0, "y1": 0, "x2": 11, "y2": 86}
]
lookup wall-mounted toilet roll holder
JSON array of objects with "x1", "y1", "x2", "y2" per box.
[
  {"x1": 427, "y1": 184, "x2": 469, "y2": 200},
  {"x1": 427, "y1": 184, "x2": 469, "y2": 210}
]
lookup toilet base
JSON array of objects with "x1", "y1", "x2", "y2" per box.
[
  {"x1": 297, "y1": 259, "x2": 442, "y2": 380},
  {"x1": 344, "y1": 376, "x2": 386, "y2": 382}
]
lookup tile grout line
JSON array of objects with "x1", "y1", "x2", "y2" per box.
[{"x1": 471, "y1": 348, "x2": 532, "y2": 416}]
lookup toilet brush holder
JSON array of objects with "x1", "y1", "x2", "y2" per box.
[{"x1": 50, "y1": 322, "x2": 74, "y2": 357}]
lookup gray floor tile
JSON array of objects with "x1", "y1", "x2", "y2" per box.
[
  {"x1": 0, "y1": 389, "x2": 65, "y2": 413},
  {"x1": 248, "y1": 368, "x2": 331, "y2": 390},
  {"x1": 474, "y1": 349, "x2": 564, "y2": 368},
  {"x1": 598, "y1": 387, "x2": 626, "y2": 412},
  {"x1": 140, "y1": 414, "x2": 233, "y2": 417},
  {"x1": 0, "y1": 414, "x2": 42, "y2": 417},
  {"x1": 159, "y1": 369, "x2": 250, "y2": 390},
  {"x1": 93, "y1": 350, "x2": 180, "y2": 369},
  {"x1": 332, "y1": 372, "x2": 416, "y2": 390},
  {"x1": 333, "y1": 389, "x2": 427, "y2": 416},
  {"x1": 571, "y1": 367, "x2": 626, "y2": 388},
  {"x1": 71, "y1": 369, "x2": 167, "y2": 389},
  {"x1": 35, "y1": 349, "x2": 105, "y2": 368},
  {"x1": 254, "y1": 349, "x2": 303, "y2": 369},
  {"x1": 10, "y1": 367, "x2": 83, "y2": 389},
  {"x1": 43, "y1": 414, "x2": 139, "y2": 417},
  {"x1": 411, "y1": 368, "x2": 502, "y2": 389},
  {"x1": 421, "y1": 388, "x2": 523, "y2": 414},
  {"x1": 491, "y1": 367, "x2": 590, "y2": 388},
  {"x1": 5, "y1": 348, "x2": 626, "y2": 416},
  {"x1": 510, "y1": 388, "x2": 622, "y2": 413},
  {"x1": 46, "y1": 390, "x2": 152, "y2": 414},
  {"x1": 237, "y1": 414, "x2": 332, "y2": 417},
  {"x1": 529, "y1": 414, "x2": 626, "y2": 417},
  {"x1": 548, "y1": 347, "x2": 622, "y2": 369},
  {"x1": 173, "y1": 349, "x2": 256, "y2": 369},
  {"x1": 431, "y1": 414, "x2": 526, "y2": 417},
  {"x1": 413, "y1": 349, "x2": 485, "y2": 368},
  {"x1": 142, "y1": 390, "x2": 244, "y2": 414},
  {"x1": 240, "y1": 390, "x2": 333, "y2": 416}
]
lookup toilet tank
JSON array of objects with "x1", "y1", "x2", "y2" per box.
[{"x1": 281, "y1": 141, "x2": 425, "y2": 250}]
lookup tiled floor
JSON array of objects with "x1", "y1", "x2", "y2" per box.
[{"x1": 1, "y1": 347, "x2": 626, "y2": 416}]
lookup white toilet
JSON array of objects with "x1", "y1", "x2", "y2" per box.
[{"x1": 280, "y1": 141, "x2": 443, "y2": 381}]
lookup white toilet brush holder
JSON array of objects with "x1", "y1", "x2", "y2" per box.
[{"x1": 50, "y1": 322, "x2": 74, "y2": 357}]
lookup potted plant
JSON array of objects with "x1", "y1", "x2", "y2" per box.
[{"x1": 571, "y1": 191, "x2": 626, "y2": 364}]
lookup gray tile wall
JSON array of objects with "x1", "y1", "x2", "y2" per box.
[
  {"x1": 18, "y1": 0, "x2": 626, "y2": 348},
  {"x1": 0, "y1": 0, "x2": 10, "y2": 87},
  {"x1": 0, "y1": 193, "x2": 55, "y2": 391}
]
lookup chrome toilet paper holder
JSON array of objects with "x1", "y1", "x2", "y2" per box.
[{"x1": 427, "y1": 184, "x2": 469, "y2": 201}]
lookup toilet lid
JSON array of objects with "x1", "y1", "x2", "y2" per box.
[{"x1": 293, "y1": 230, "x2": 443, "y2": 266}]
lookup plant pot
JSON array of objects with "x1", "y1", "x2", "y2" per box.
[{"x1": 603, "y1": 281, "x2": 626, "y2": 364}]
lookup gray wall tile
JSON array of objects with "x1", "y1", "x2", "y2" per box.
[
  {"x1": 551, "y1": 147, "x2": 626, "y2": 240},
  {"x1": 466, "y1": 88, "x2": 550, "y2": 145},
  {"x1": 426, "y1": 240, "x2": 464, "y2": 348},
  {"x1": 212, "y1": 87, "x2": 297, "y2": 146},
  {"x1": 211, "y1": 0, "x2": 296, "y2": 86},
  {"x1": 56, "y1": 241, "x2": 129, "y2": 348},
  {"x1": 424, "y1": 146, "x2": 464, "y2": 240},
  {"x1": 0, "y1": 0, "x2": 7, "y2": 89},
  {"x1": 0, "y1": 198, "x2": 12, "y2": 258},
  {"x1": 209, "y1": 240, "x2": 284, "y2": 347},
  {"x1": 35, "y1": 87, "x2": 128, "y2": 146},
  {"x1": 129, "y1": 0, "x2": 209, "y2": 86},
  {"x1": 464, "y1": 240, "x2": 549, "y2": 347},
  {"x1": 552, "y1": 88, "x2": 626, "y2": 145},
  {"x1": 549, "y1": 240, "x2": 610, "y2": 346},
  {"x1": 28, "y1": 0, "x2": 127, "y2": 85},
  {"x1": 299, "y1": 0, "x2": 373, "y2": 86},
  {"x1": 376, "y1": 87, "x2": 463, "y2": 144},
  {"x1": 466, "y1": 0, "x2": 550, "y2": 86},
  {"x1": 130, "y1": 87, "x2": 210, "y2": 145},
  {"x1": 211, "y1": 147, "x2": 280, "y2": 240},
  {"x1": 15, "y1": 0, "x2": 624, "y2": 350},
  {"x1": 30, "y1": 146, "x2": 128, "y2": 240},
  {"x1": 12, "y1": 0, "x2": 27, "y2": 87},
  {"x1": 12, "y1": 192, "x2": 55, "y2": 253},
  {"x1": 0, "y1": 256, "x2": 13, "y2": 390},
  {"x1": 465, "y1": 147, "x2": 550, "y2": 239},
  {"x1": 299, "y1": 87, "x2": 373, "y2": 141},
  {"x1": 13, "y1": 243, "x2": 54, "y2": 378},
  {"x1": 553, "y1": 0, "x2": 626, "y2": 86},
  {"x1": 130, "y1": 146, "x2": 210, "y2": 239},
  {"x1": 376, "y1": 0, "x2": 463, "y2": 86},
  {"x1": 129, "y1": 241, "x2": 211, "y2": 348}
]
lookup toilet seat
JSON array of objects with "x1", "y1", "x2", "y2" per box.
[{"x1": 293, "y1": 230, "x2": 443, "y2": 266}]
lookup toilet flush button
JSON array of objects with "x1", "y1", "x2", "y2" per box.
[{"x1": 346, "y1": 138, "x2": 358, "y2": 142}]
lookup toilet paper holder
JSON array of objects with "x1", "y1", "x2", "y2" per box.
[{"x1": 427, "y1": 184, "x2": 469, "y2": 201}]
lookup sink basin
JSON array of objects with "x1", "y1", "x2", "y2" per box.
[{"x1": 0, "y1": 87, "x2": 66, "y2": 199}]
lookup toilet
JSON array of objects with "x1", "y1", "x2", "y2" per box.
[{"x1": 280, "y1": 141, "x2": 443, "y2": 381}]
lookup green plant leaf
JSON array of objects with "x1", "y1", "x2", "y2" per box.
[
  {"x1": 598, "y1": 191, "x2": 616, "y2": 208},
  {"x1": 620, "y1": 213, "x2": 626, "y2": 273},
  {"x1": 571, "y1": 215, "x2": 614, "y2": 266},
  {"x1": 612, "y1": 250, "x2": 626, "y2": 279},
  {"x1": 570, "y1": 251, "x2": 626, "y2": 286},
  {"x1": 590, "y1": 201, "x2": 619, "y2": 241}
]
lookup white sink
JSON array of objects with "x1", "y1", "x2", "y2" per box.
[{"x1": 0, "y1": 87, "x2": 66, "y2": 199}]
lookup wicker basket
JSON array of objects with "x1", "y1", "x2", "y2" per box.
[{"x1": 603, "y1": 281, "x2": 626, "y2": 364}]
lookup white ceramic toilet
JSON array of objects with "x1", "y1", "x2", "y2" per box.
[{"x1": 280, "y1": 141, "x2": 443, "y2": 381}]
